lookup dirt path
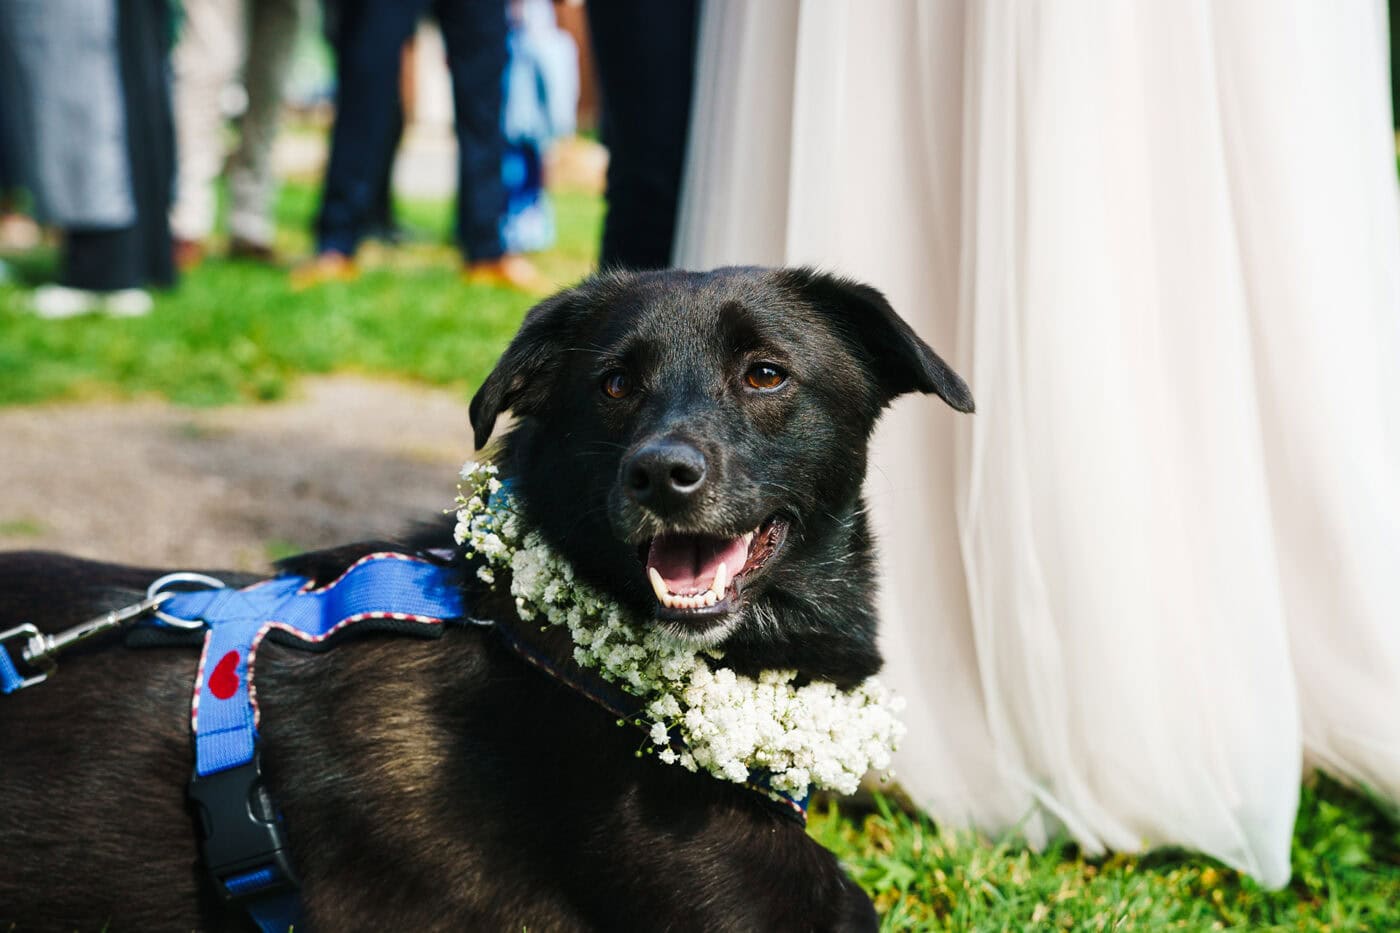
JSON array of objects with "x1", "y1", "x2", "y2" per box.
[{"x1": 0, "y1": 377, "x2": 477, "y2": 571}]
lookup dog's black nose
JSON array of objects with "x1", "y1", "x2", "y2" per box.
[{"x1": 625, "y1": 439, "x2": 707, "y2": 512}]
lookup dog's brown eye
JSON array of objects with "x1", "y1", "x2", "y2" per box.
[
  {"x1": 744, "y1": 363, "x2": 787, "y2": 391},
  {"x1": 602, "y1": 370, "x2": 632, "y2": 399}
]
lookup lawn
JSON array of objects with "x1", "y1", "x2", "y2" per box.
[
  {"x1": 0, "y1": 181, "x2": 601, "y2": 406},
  {"x1": 2, "y1": 182, "x2": 1398, "y2": 930},
  {"x1": 812, "y1": 777, "x2": 1400, "y2": 931}
]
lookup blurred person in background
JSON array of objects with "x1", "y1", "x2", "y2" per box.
[
  {"x1": 320, "y1": 2, "x2": 414, "y2": 246},
  {"x1": 584, "y1": 0, "x2": 697, "y2": 270},
  {"x1": 500, "y1": 0, "x2": 578, "y2": 255},
  {"x1": 170, "y1": 0, "x2": 304, "y2": 268},
  {"x1": 0, "y1": 101, "x2": 42, "y2": 257},
  {"x1": 676, "y1": 0, "x2": 1400, "y2": 891},
  {"x1": 0, "y1": 102, "x2": 20, "y2": 283},
  {"x1": 297, "y1": 0, "x2": 540, "y2": 291},
  {"x1": 0, "y1": 0, "x2": 175, "y2": 318}
]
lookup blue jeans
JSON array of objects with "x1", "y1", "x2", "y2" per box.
[{"x1": 317, "y1": 0, "x2": 507, "y2": 262}]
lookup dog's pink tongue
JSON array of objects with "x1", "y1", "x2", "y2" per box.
[{"x1": 647, "y1": 533, "x2": 748, "y2": 595}]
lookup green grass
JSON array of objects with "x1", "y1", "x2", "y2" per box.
[
  {"x1": 264, "y1": 538, "x2": 308, "y2": 564},
  {"x1": 0, "y1": 518, "x2": 44, "y2": 537},
  {"x1": 0, "y1": 181, "x2": 602, "y2": 406},
  {"x1": 812, "y1": 776, "x2": 1400, "y2": 931}
]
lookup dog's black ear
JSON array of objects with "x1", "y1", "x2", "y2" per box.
[
  {"x1": 470, "y1": 288, "x2": 587, "y2": 449},
  {"x1": 783, "y1": 268, "x2": 974, "y2": 412}
]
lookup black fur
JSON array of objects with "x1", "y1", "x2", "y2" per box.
[{"x1": 0, "y1": 267, "x2": 971, "y2": 931}]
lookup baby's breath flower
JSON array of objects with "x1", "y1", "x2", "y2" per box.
[{"x1": 455, "y1": 461, "x2": 906, "y2": 798}]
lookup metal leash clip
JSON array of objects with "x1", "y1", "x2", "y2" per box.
[
  {"x1": 0, "y1": 571, "x2": 226, "y2": 693},
  {"x1": 0, "y1": 594, "x2": 171, "y2": 691}
]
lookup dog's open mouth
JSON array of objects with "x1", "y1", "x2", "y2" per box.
[{"x1": 642, "y1": 515, "x2": 789, "y2": 623}]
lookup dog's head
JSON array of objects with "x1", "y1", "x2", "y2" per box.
[{"x1": 471, "y1": 267, "x2": 972, "y2": 686}]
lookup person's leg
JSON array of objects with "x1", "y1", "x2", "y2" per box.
[
  {"x1": 116, "y1": 0, "x2": 176, "y2": 290},
  {"x1": 0, "y1": 96, "x2": 41, "y2": 252},
  {"x1": 364, "y1": 36, "x2": 407, "y2": 243},
  {"x1": 227, "y1": 0, "x2": 302, "y2": 253},
  {"x1": 57, "y1": 0, "x2": 174, "y2": 300},
  {"x1": 364, "y1": 91, "x2": 403, "y2": 240},
  {"x1": 0, "y1": 94, "x2": 14, "y2": 193},
  {"x1": 586, "y1": 0, "x2": 698, "y2": 270},
  {"x1": 433, "y1": 0, "x2": 507, "y2": 263},
  {"x1": 61, "y1": 228, "x2": 140, "y2": 292},
  {"x1": 314, "y1": 0, "x2": 426, "y2": 257},
  {"x1": 170, "y1": 0, "x2": 243, "y2": 250},
  {"x1": 35, "y1": 227, "x2": 137, "y2": 318}
]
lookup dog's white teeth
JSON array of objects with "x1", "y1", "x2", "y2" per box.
[
  {"x1": 743, "y1": 531, "x2": 755, "y2": 550},
  {"x1": 656, "y1": 590, "x2": 720, "y2": 610},
  {"x1": 648, "y1": 567, "x2": 670, "y2": 604},
  {"x1": 651, "y1": 565, "x2": 728, "y2": 611}
]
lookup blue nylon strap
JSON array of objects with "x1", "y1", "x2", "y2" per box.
[
  {"x1": 243, "y1": 890, "x2": 302, "y2": 933},
  {"x1": 0, "y1": 644, "x2": 23, "y2": 694},
  {"x1": 228, "y1": 866, "x2": 302, "y2": 929},
  {"x1": 155, "y1": 555, "x2": 464, "y2": 778},
  {"x1": 149, "y1": 555, "x2": 463, "y2": 933},
  {"x1": 224, "y1": 866, "x2": 281, "y2": 897}
]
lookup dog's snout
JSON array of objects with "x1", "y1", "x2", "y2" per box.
[{"x1": 625, "y1": 439, "x2": 708, "y2": 512}]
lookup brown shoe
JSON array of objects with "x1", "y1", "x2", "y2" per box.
[
  {"x1": 464, "y1": 254, "x2": 548, "y2": 294},
  {"x1": 173, "y1": 238, "x2": 205, "y2": 272},
  {"x1": 290, "y1": 251, "x2": 358, "y2": 290},
  {"x1": 229, "y1": 237, "x2": 278, "y2": 265},
  {"x1": 0, "y1": 212, "x2": 42, "y2": 251}
]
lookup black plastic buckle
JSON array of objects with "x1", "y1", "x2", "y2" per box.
[{"x1": 187, "y1": 749, "x2": 299, "y2": 902}]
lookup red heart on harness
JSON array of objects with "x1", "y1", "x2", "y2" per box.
[{"x1": 208, "y1": 650, "x2": 240, "y2": 700}]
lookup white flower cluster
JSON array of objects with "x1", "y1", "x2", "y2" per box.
[{"x1": 454, "y1": 461, "x2": 906, "y2": 797}]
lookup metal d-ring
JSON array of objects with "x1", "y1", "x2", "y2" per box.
[{"x1": 147, "y1": 571, "x2": 227, "y2": 629}]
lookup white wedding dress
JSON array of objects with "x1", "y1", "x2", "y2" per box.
[{"x1": 674, "y1": 0, "x2": 1400, "y2": 888}]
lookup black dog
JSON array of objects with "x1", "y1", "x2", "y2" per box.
[{"x1": 0, "y1": 267, "x2": 972, "y2": 931}]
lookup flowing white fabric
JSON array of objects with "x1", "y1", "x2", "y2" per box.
[{"x1": 675, "y1": 0, "x2": 1400, "y2": 888}]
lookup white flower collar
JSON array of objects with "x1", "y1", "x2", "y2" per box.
[{"x1": 454, "y1": 462, "x2": 905, "y2": 804}]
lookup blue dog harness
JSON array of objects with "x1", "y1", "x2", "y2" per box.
[
  {"x1": 1, "y1": 552, "x2": 466, "y2": 933},
  {"x1": 159, "y1": 552, "x2": 468, "y2": 933},
  {"x1": 1, "y1": 550, "x2": 809, "y2": 931},
  {"x1": 163, "y1": 553, "x2": 464, "y2": 780}
]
